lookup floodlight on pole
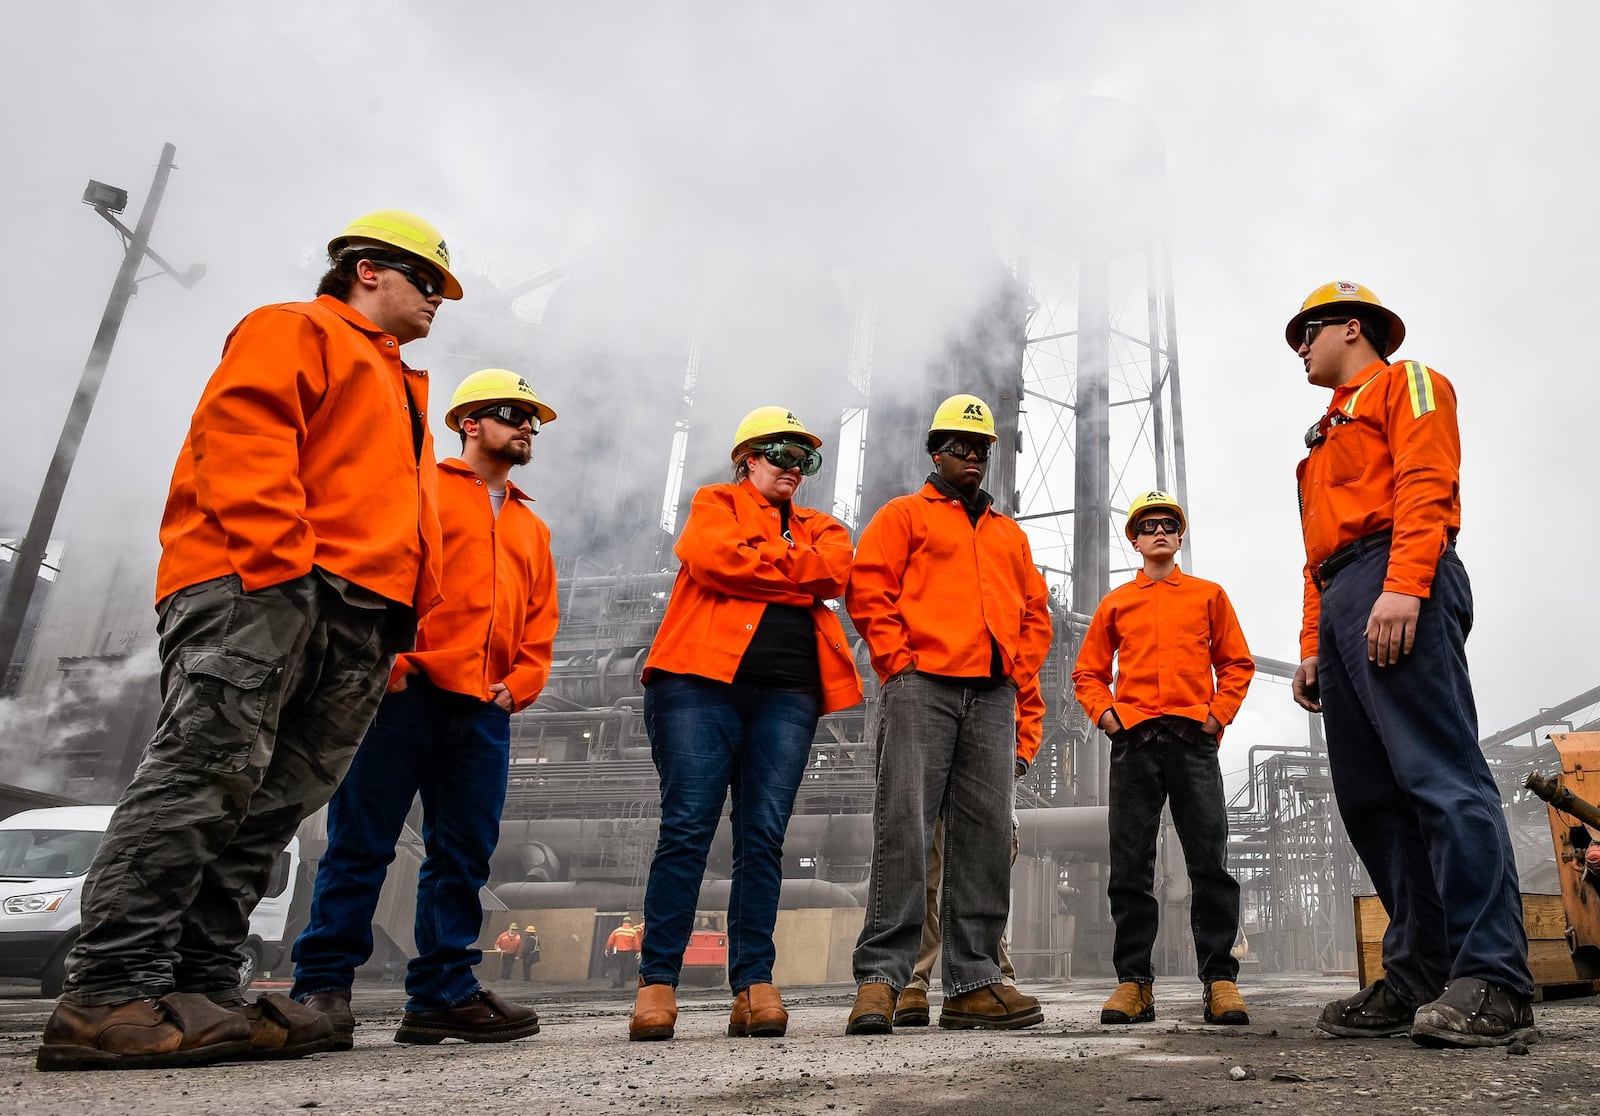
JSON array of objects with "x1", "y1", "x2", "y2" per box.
[{"x1": 0, "y1": 142, "x2": 202, "y2": 695}]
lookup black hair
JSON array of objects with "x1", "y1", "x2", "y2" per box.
[
  {"x1": 1348, "y1": 309, "x2": 1391, "y2": 360},
  {"x1": 927, "y1": 431, "x2": 953, "y2": 455},
  {"x1": 315, "y1": 254, "x2": 360, "y2": 300}
]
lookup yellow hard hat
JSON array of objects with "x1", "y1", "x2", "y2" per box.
[
  {"x1": 508, "y1": 922, "x2": 519, "y2": 930},
  {"x1": 729, "y1": 406, "x2": 822, "y2": 461},
  {"x1": 328, "y1": 209, "x2": 463, "y2": 300},
  {"x1": 1284, "y1": 280, "x2": 1405, "y2": 356},
  {"x1": 1125, "y1": 489, "x2": 1186, "y2": 542},
  {"x1": 622, "y1": 916, "x2": 634, "y2": 925},
  {"x1": 929, "y1": 394, "x2": 997, "y2": 442},
  {"x1": 446, "y1": 369, "x2": 556, "y2": 433}
]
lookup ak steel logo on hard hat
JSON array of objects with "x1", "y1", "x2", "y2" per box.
[
  {"x1": 963, "y1": 402, "x2": 986, "y2": 419},
  {"x1": 434, "y1": 239, "x2": 450, "y2": 267}
]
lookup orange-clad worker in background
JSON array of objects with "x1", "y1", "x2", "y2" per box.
[
  {"x1": 607, "y1": 917, "x2": 642, "y2": 989},
  {"x1": 41, "y1": 210, "x2": 456, "y2": 1072},
  {"x1": 291, "y1": 369, "x2": 558, "y2": 1049},
  {"x1": 1287, "y1": 281, "x2": 1533, "y2": 1048},
  {"x1": 845, "y1": 394, "x2": 1052, "y2": 1036},
  {"x1": 494, "y1": 924, "x2": 525, "y2": 982},
  {"x1": 1072, "y1": 490, "x2": 1254, "y2": 1029}
]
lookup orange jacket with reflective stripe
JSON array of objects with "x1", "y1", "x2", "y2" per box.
[
  {"x1": 1071, "y1": 567, "x2": 1254, "y2": 737},
  {"x1": 605, "y1": 925, "x2": 640, "y2": 951},
  {"x1": 391, "y1": 459, "x2": 559, "y2": 710},
  {"x1": 846, "y1": 483, "x2": 1054, "y2": 764},
  {"x1": 642, "y1": 481, "x2": 863, "y2": 715},
  {"x1": 1296, "y1": 359, "x2": 1462, "y2": 658},
  {"x1": 156, "y1": 295, "x2": 444, "y2": 616}
]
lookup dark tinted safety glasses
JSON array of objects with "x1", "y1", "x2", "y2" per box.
[
  {"x1": 935, "y1": 438, "x2": 990, "y2": 462},
  {"x1": 371, "y1": 258, "x2": 445, "y2": 299},
  {"x1": 1134, "y1": 517, "x2": 1181, "y2": 536},
  {"x1": 1301, "y1": 318, "x2": 1352, "y2": 348},
  {"x1": 754, "y1": 442, "x2": 822, "y2": 476},
  {"x1": 471, "y1": 404, "x2": 540, "y2": 432}
]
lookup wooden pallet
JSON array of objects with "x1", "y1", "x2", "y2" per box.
[{"x1": 1354, "y1": 892, "x2": 1600, "y2": 999}]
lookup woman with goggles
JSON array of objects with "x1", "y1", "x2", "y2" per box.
[{"x1": 628, "y1": 406, "x2": 862, "y2": 1043}]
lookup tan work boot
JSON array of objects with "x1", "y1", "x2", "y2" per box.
[
  {"x1": 894, "y1": 986, "x2": 930, "y2": 1027},
  {"x1": 938, "y1": 983, "x2": 1043, "y2": 1030},
  {"x1": 727, "y1": 988, "x2": 751, "y2": 1037},
  {"x1": 845, "y1": 982, "x2": 895, "y2": 1035},
  {"x1": 37, "y1": 993, "x2": 252, "y2": 1071},
  {"x1": 629, "y1": 981, "x2": 677, "y2": 1041},
  {"x1": 742, "y1": 983, "x2": 788, "y2": 1037},
  {"x1": 1100, "y1": 981, "x2": 1155, "y2": 1024},
  {"x1": 1204, "y1": 980, "x2": 1250, "y2": 1025}
]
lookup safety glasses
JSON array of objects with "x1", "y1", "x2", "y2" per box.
[
  {"x1": 935, "y1": 439, "x2": 990, "y2": 462},
  {"x1": 1134, "y1": 517, "x2": 1181, "y2": 536},
  {"x1": 1301, "y1": 318, "x2": 1353, "y2": 348},
  {"x1": 470, "y1": 404, "x2": 540, "y2": 432},
  {"x1": 753, "y1": 442, "x2": 822, "y2": 476}
]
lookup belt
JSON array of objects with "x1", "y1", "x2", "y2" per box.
[{"x1": 1314, "y1": 530, "x2": 1392, "y2": 591}]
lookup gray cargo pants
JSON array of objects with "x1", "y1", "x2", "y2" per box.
[{"x1": 62, "y1": 571, "x2": 403, "y2": 1005}]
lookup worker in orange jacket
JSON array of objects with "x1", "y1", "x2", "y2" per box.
[
  {"x1": 1288, "y1": 282, "x2": 1533, "y2": 1048},
  {"x1": 291, "y1": 369, "x2": 557, "y2": 1048},
  {"x1": 844, "y1": 394, "x2": 1052, "y2": 1035},
  {"x1": 42, "y1": 211, "x2": 457, "y2": 1072},
  {"x1": 630, "y1": 407, "x2": 861, "y2": 1043},
  {"x1": 1072, "y1": 490, "x2": 1254, "y2": 1029},
  {"x1": 607, "y1": 917, "x2": 642, "y2": 988}
]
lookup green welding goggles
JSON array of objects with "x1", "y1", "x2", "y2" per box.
[{"x1": 752, "y1": 441, "x2": 823, "y2": 476}]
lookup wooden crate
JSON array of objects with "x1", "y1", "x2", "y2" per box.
[{"x1": 1354, "y1": 892, "x2": 1599, "y2": 998}]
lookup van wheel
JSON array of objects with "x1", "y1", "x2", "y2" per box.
[
  {"x1": 238, "y1": 941, "x2": 263, "y2": 993},
  {"x1": 40, "y1": 937, "x2": 76, "y2": 999}
]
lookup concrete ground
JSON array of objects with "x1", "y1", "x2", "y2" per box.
[{"x1": 0, "y1": 975, "x2": 1596, "y2": 1115}]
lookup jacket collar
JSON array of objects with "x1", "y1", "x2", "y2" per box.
[
  {"x1": 919, "y1": 476, "x2": 994, "y2": 517},
  {"x1": 1134, "y1": 565, "x2": 1184, "y2": 589},
  {"x1": 440, "y1": 456, "x2": 531, "y2": 503}
]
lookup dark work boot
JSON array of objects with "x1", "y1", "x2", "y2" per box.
[
  {"x1": 1316, "y1": 979, "x2": 1417, "y2": 1038},
  {"x1": 1411, "y1": 978, "x2": 1537, "y2": 1049}
]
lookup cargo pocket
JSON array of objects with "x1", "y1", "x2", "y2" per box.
[{"x1": 176, "y1": 648, "x2": 278, "y2": 773}]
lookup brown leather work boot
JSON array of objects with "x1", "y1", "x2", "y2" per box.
[
  {"x1": 299, "y1": 989, "x2": 356, "y2": 1051},
  {"x1": 37, "y1": 993, "x2": 252, "y2": 1071},
  {"x1": 630, "y1": 981, "x2": 677, "y2": 1041},
  {"x1": 845, "y1": 982, "x2": 895, "y2": 1035},
  {"x1": 744, "y1": 983, "x2": 788, "y2": 1037},
  {"x1": 1203, "y1": 980, "x2": 1250, "y2": 1026},
  {"x1": 393, "y1": 988, "x2": 540, "y2": 1044},
  {"x1": 938, "y1": 982, "x2": 1043, "y2": 1030},
  {"x1": 219, "y1": 992, "x2": 339, "y2": 1059},
  {"x1": 727, "y1": 988, "x2": 751, "y2": 1037},
  {"x1": 1101, "y1": 981, "x2": 1155, "y2": 1024},
  {"x1": 894, "y1": 986, "x2": 931, "y2": 1027}
]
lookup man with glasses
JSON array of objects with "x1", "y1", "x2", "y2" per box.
[
  {"x1": 39, "y1": 210, "x2": 459, "y2": 1071},
  {"x1": 845, "y1": 394, "x2": 1053, "y2": 1034},
  {"x1": 1287, "y1": 282, "x2": 1534, "y2": 1048},
  {"x1": 291, "y1": 369, "x2": 558, "y2": 1047},
  {"x1": 1072, "y1": 491, "x2": 1254, "y2": 1028}
]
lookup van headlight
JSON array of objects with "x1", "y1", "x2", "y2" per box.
[{"x1": 3, "y1": 891, "x2": 70, "y2": 915}]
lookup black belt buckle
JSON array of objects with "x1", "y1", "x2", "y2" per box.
[{"x1": 1314, "y1": 531, "x2": 1392, "y2": 592}]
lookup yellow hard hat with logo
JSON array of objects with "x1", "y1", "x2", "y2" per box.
[
  {"x1": 446, "y1": 369, "x2": 557, "y2": 432},
  {"x1": 1284, "y1": 280, "x2": 1404, "y2": 356},
  {"x1": 929, "y1": 394, "x2": 997, "y2": 442},
  {"x1": 328, "y1": 209, "x2": 464, "y2": 300},
  {"x1": 730, "y1": 406, "x2": 823, "y2": 460},
  {"x1": 1124, "y1": 489, "x2": 1186, "y2": 542}
]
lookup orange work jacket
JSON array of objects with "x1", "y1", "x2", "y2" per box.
[
  {"x1": 494, "y1": 930, "x2": 522, "y2": 956},
  {"x1": 392, "y1": 459, "x2": 559, "y2": 709},
  {"x1": 847, "y1": 483, "x2": 1054, "y2": 765},
  {"x1": 1296, "y1": 359, "x2": 1462, "y2": 658},
  {"x1": 156, "y1": 295, "x2": 444, "y2": 617},
  {"x1": 1071, "y1": 567, "x2": 1254, "y2": 738},
  {"x1": 606, "y1": 925, "x2": 640, "y2": 952},
  {"x1": 643, "y1": 481, "x2": 863, "y2": 715}
]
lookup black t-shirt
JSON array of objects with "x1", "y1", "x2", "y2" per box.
[{"x1": 734, "y1": 503, "x2": 822, "y2": 690}]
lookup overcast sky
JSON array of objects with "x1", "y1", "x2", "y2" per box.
[{"x1": 2, "y1": 2, "x2": 1595, "y2": 786}]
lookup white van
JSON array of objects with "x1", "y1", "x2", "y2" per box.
[{"x1": 0, "y1": 805, "x2": 301, "y2": 997}]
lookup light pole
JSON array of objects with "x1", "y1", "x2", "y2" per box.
[{"x1": 0, "y1": 142, "x2": 203, "y2": 694}]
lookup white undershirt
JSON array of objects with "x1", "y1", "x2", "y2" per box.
[{"x1": 489, "y1": 487, "x2": 506, "y2": 517}]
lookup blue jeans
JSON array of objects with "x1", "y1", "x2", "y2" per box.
[
  {"x1": 1318, "y1": 543, "x2": 1532, "y2": 999},
  {"x1": 853, "y1": 672, "x2": 1015, "y2": 995},
  {"x1": 290, "y1": 676, "x2": 511, "y2": 1010},
  {"x1": 639, "y1": 674, "x2": 819, "y2": 993},
  {"x1": 1107, "y1": 718, "x2": 1240, "y2": 984}
]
